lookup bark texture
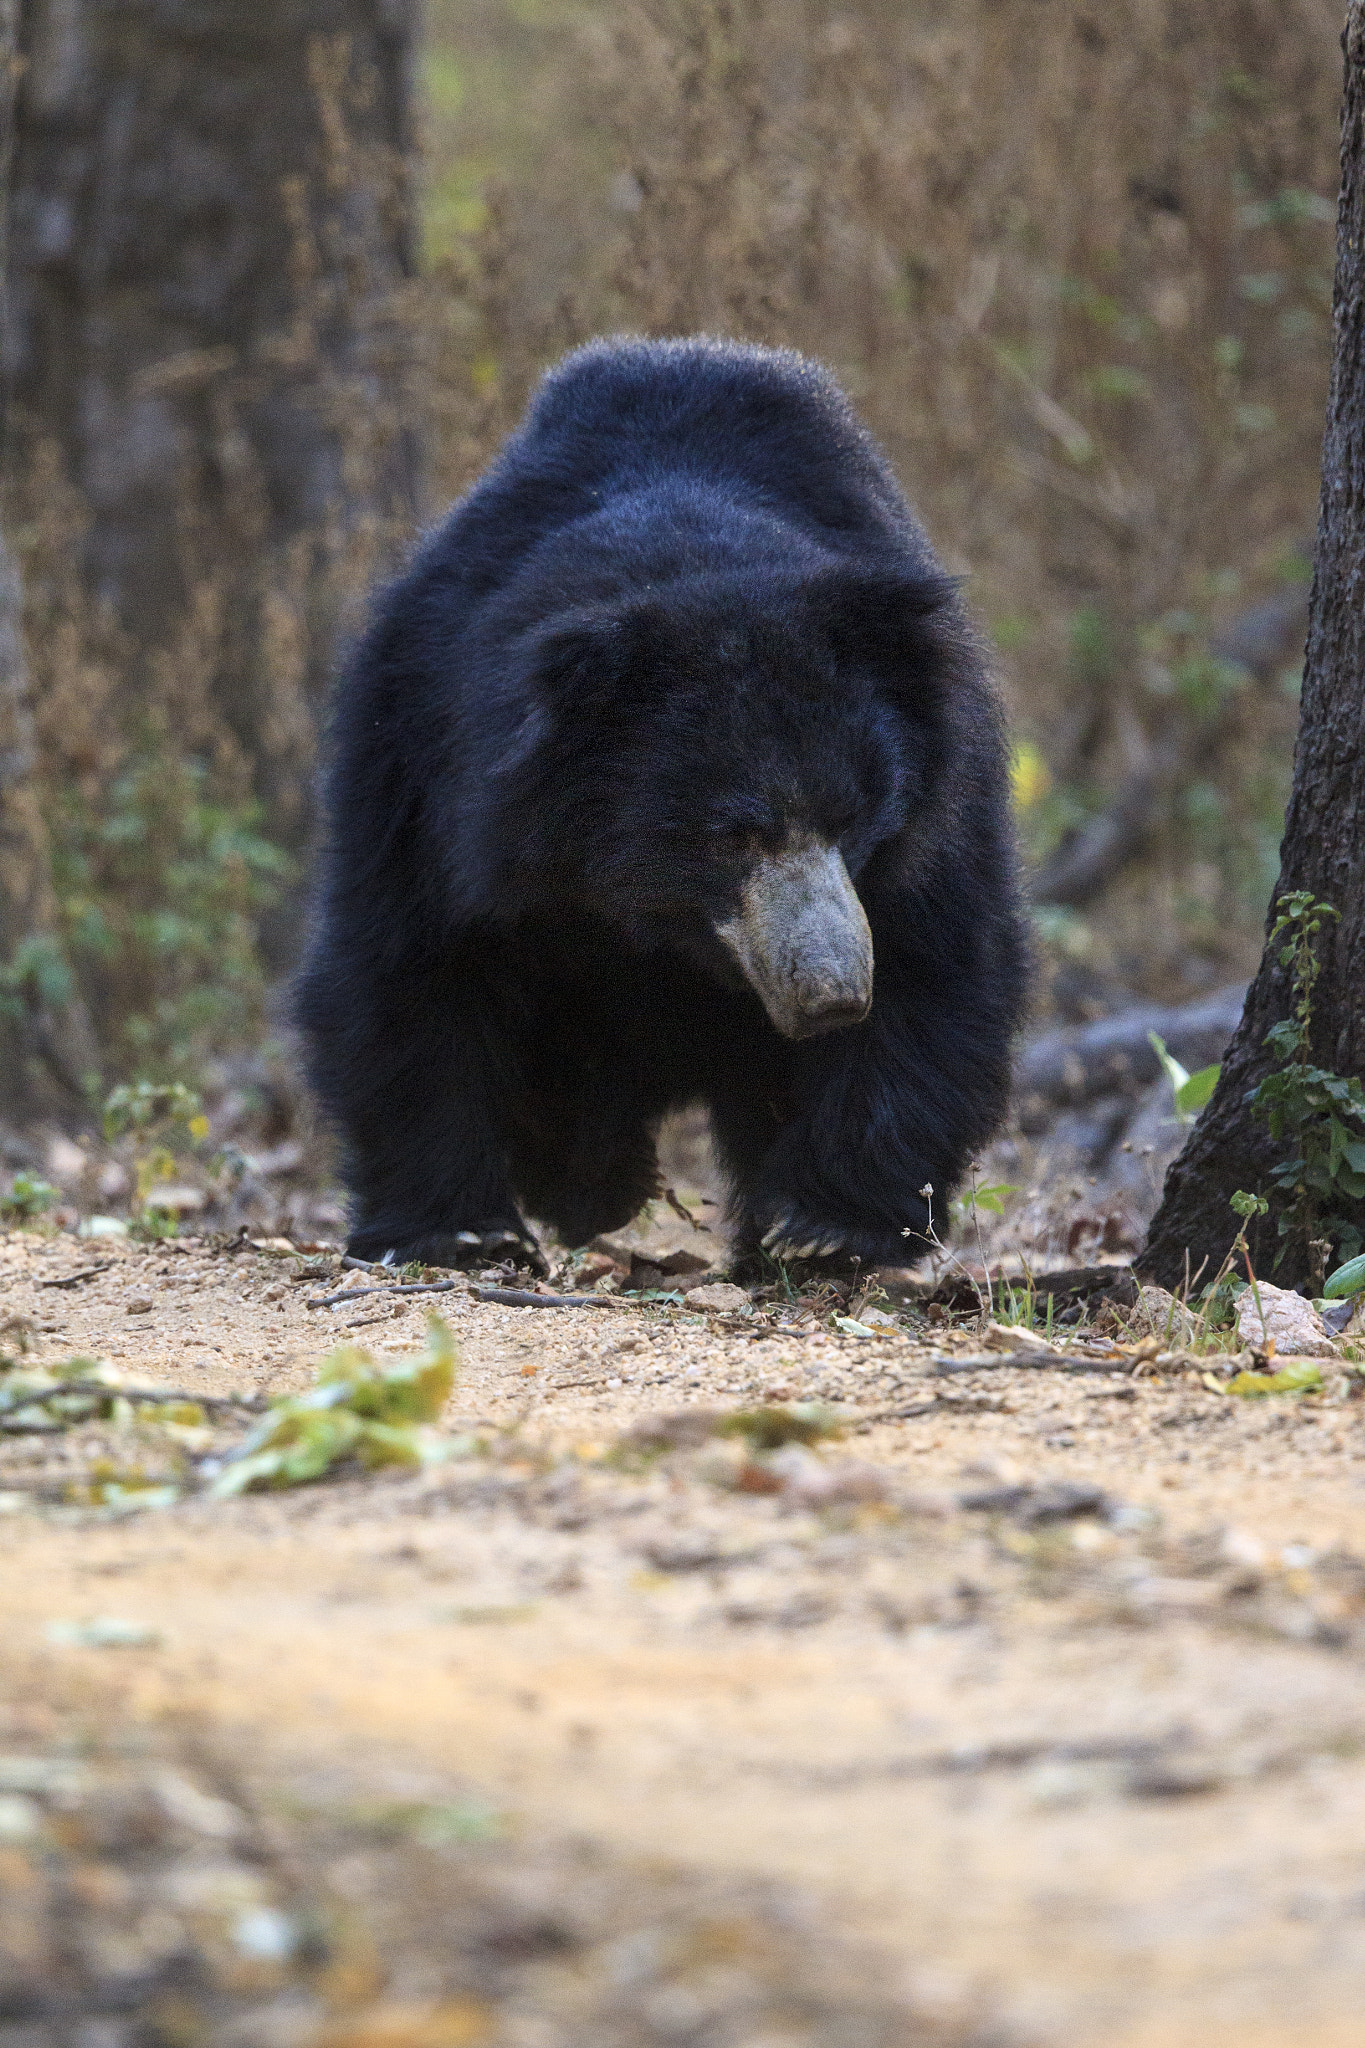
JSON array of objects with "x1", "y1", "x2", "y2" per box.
[
  {"x1": 6, "y1": 0, "x2": 425, "y2": 962},
  {"x1": 1, "y1": 0, "x2": 98, "y2": 1112},
  {"x1": 1141, "y1": 4, "x2": 1365, "y2": 1291}
]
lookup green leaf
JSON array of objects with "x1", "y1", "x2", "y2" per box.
[
  {"x1": 1148, "y1": 1030, "x2": 1190, "y2": 1096},
  {"x1": 1323, "y1": 1253, "x2": 1365, "y2": 1299},
  {"x1": 211, "y1": 1316, "x2": 460, "y2": 1496},
  {"x1": 1175, "y1": 1063, "x2": 1220, "y2": 1116},
  {"x1": 1223, "y1": 1360, "x2": 1323, "y2": 1398}
]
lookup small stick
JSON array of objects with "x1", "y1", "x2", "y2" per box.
[
  {"x1": 663, "y1": 1186, "x2": 708, "y2": 1232},
  {"x1": 470, "y1": 1284, "x2": 630, "y2": 1310},
  {"x1": 307, "y1": 1277, "x2": 464, "y2": 1310},
  {"x1": 3, "y1": 1382, "x2": 265, "y2": 1414},
  {"x1": 118, "y1": 1386, "x2": 268, "y2": 1413},
  {"x1": 932, "y1": 1350, "x2": 1126, "y2": 1376},
  {"x1": 38, "y1": 1265, "x2": 111, "y2": 1289}
]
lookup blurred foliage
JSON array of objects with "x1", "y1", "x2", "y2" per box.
[
  {"x1": 1221, "y1": 1359, "x2": 1323, "y2": 1397},
  {"x1": 47, "y1": 748, "x2": 291, "y2": 1088},
  {"x1": 0, "y1": 1171, "x2": 58, "y2": 1222},
  {"x1": 102, "y1": 1080, "x2": 211, "y2": 1237},
  {"x1": 211, "y1": 1314, "x2": 462, "y2": 1495}
]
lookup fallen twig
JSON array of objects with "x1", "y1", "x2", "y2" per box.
[
  {"x1": 38, "y1": 1265, "x2": 111, "y2": 1289},
  {"x1": 307, "y1": 1278, "x2": 465, "y2": 1310},
  {"x1": 933, "y1": 1350, "x2": 1127, "y2": 1375},
  {"x1": 118, "y1": 1385, "x2": 267, "y2": 1413},
  {"x1": 470, "y1": 1284, "x2": 629, "y2": 1310}
]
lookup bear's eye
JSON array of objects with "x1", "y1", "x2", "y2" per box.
[{"x1": 709, "y1": 823, "x2": 756, "y2": 854}]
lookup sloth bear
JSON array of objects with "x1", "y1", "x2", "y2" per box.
[{"x1": 296, "y1": 336, "x2": 1028, "y2": 1275}]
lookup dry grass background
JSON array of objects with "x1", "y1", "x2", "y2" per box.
[{"x1": 425, "y1": 0, "x2": 1343, "y2": 998}]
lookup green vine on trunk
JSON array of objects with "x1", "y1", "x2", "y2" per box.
[{"x1": 1249, "y1": 891, "x2": 1365, "y2": 1278}]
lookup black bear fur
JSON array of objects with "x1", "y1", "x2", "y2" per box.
[{"x1": 296, "y1": 336, "x2": 1028, "y2": 1275}]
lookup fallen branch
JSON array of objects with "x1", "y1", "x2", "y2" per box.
[
  {"x1": 1014, "y1": 996, "x2": 1245, "y2": 1125},
  {"x1": 470, "y1": 1283, "x2": 631, "y2": 1310},
  {"x1": 117, "y1": 1385, "x2": 267, "y2": 1413},
  {"x1": 932, "y1": 1351, "x2": 1127, "y2": 1375},
  {"x1": 307, "y1": 1278, "x2": 464, "y2": 1310},
  {"x1": 38, "y1": 1265, "x2": 112, "y2": 1289}
]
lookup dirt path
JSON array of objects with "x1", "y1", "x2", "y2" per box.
[{"x1": 3, "y1": 1226, "x2": 1365, "y2": 2047}]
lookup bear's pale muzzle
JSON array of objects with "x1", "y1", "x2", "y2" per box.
[{"x1": 715, "y1": 836, "x2": 874, "y2": 1040}]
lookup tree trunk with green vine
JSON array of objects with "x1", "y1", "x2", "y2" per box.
[{"x1": 1141, "y1": 2, "x2": 1365, "y2": 1293}]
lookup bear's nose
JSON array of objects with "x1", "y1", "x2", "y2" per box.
[
  {"x1": 789, "y1": 984, "x2": 874, "y2": 1038},
  {"x1": 714, "y1": 836, "x2": 874, "y2": 1041}
]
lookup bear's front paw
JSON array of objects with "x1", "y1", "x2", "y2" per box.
[
  {"x1": 734, "y1": 1202, "x2": 926, "y2": 1277},
  {"x1": 348, "y1": 1223, "x2": 549, "y2": 1278},
  {"x1": 759, "y1": 1217, "x2": 854, "y2": 1262}
]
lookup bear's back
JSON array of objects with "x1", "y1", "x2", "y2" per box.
[{"x1": 442, "y1": 338, "x2": 924, "y2": 599}]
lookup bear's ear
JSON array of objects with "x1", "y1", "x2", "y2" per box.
[
  {"x1": 528, "y1": 597, "x2": 671, "y2": 711},
  {"x1": 818, "y1": 565, "x2": 966, "y2": 706},
  {"x1": 525, "y1": 607, "x2": 627, "y2": 706}
]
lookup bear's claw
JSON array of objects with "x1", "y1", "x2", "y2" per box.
[{"x1": 350, "y1": 1224, "x2": 549, "y2": 1278}]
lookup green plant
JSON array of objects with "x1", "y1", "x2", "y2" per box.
[
  {"x1": 1219, "y1": 1358, "x2": 1323, "y2": 1397},
  {"x1": 103, "y1": 1080, "x2": 209, "y2": 1236},
  {"x1": 0, "y1": 1171, "x2": 59, "y2": 1223},
  {"x1": 1187, "y1": 1189, "x2": 1267, "y2": 1343},
  {"x1": 1323, "y1": 1251, "x2": 1365, "y2": 1300},
  {"x1": 1148, "y1": 1031, "x2": 1221, "y2": 1124},
  {"x1": 50, "y1": 750, "x2": 292, "y2": 1085},
  {"x1": 211, "y1": 1315, "x2": 461, "y2": 1496},
  {"x1": 1249, "y1": 893, "x2": 1365, "y2": 1273}
]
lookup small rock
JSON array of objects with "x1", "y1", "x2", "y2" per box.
[
  {"x1": 958, "y1": 1478, "x2": 1112, "y2": 1525},
  {"x1": 643, "y1": 1246, "x2": 714, "y2": 1278},
  {"x1": 767, "y1": 1444, "x2": 890, "y2": 1508},
  {"x1": 46, "y1": 1136, "x2": 88, "y2": 1184},
  {"x1": 153, "y1": 1771, "x2": 245, "y2": 1840},
  {"x1": 1235, "y1": 1282, "x2": 1337, "y2": 1358},
  {"x1": 592, "y1": 1226, "x2": 720, "y2": 1278},
  {"x1": 575, "y1": 1251, "x2": 621, "y2": 1285},
  {"x1": 81, "y1": 1215, "x2": 129, "y2": 1239},
  {"x1": 983, "y1": 1321, "x2": 1053, "y2": 1354},
  {"x1": 147, "y1": 1184, "x2": 205, "y2": 1215},
  {"x1": 1132, "y1": 1284, "x2": 1197, "y2": 1347},
  {"x1": 683, "y1": 1282, "x2": 751, "y2": 1313},
  {"x1": 0, "y1": 1794, "x2": 41, "y2": 1843},
  {"x1": 124, "y1": 1295, "x2": 154, "y2": 1315}
]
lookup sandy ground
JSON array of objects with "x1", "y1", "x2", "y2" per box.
[{"x1": 3, "y1": 1224, "x2": 1365, "y2": 2048}]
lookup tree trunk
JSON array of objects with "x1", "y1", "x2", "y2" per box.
[
  {"x1": 1, "y1": 0, "x2": 98, "y2": 1115},
  {"x1": 7, "y1": 0, "x2": 425, "y2": 967},
  {"x1": 1141, "y1": 3, "x2": 1365, "y2": 1294}
]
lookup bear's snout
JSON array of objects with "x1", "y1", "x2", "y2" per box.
[{"x1": 715, "y1": 837, "x2": 874, "y2": 1041}]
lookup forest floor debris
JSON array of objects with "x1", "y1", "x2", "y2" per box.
[{"x1": 2, "y1": 1220, "x2": 1365, "y2": 2047}]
